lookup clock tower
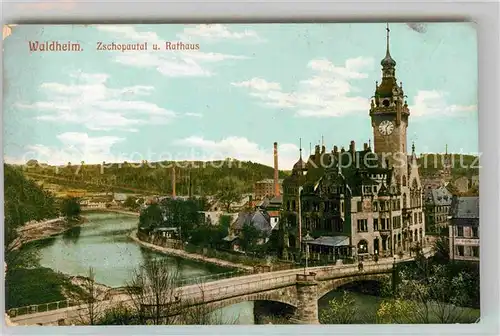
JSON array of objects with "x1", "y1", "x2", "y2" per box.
[{"x1": 370, "y1": 24, "x2": 410, "y2": 185}]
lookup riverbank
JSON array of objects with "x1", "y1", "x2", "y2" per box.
[
  {"x1": 129, "y1": 230, "x2": 254, "y2": 272},
  {"x1": 15, "y1": 217, "x2": 87, "y2": 249},
  {"x1": 82, "y1": 207, "x2": 140, "y2": 217}
]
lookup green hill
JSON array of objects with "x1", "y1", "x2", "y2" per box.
[{"x1": 21, "y1": 159, "x2": 287, "y2": 195}]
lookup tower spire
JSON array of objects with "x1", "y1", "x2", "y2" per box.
[
  {"x1": 445, "y1": 144, "x2": 448, "y2": 155},
  {"x1": 386, "y1": 23, "x2": 390, "y2": 57},
  {"x1": 299, "y1": 137, "x2": 302, "y2": 159}
]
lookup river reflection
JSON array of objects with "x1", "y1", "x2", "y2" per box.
[{"x1": 27, "y1": 212, "x2": 230, "y2": 287}]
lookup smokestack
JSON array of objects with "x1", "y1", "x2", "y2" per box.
[
  {"x1": 172, "y1": 165, "x2": 176, "y2": 197},
  {"x1": 273, "y1": 142, "x2": 280, "y2": 197},
  {"x1": 350, "y1": 141, "x2": 355, "y2": 153},
  {"x1": 364, "y1": 143, "x2": 368, "y2": 151},
  {"x1": 188, "y1": 169, "x2": 192, "y2": 198}
]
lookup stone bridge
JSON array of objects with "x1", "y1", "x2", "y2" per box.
[{"x1": 9, "y1": 257, "x2": 412, "y2": 326}]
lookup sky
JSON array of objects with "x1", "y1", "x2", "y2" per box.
[{"x1": 3, "y1": 22, "x2": 478, "y2": 170}]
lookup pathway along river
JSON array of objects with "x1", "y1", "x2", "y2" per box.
[{"x1": 24, "y1": 212, "x2": 480, "y2": 324}]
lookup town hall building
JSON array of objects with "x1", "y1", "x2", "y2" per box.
[{"x1": 278, "y1": 25, "x2": 426, "y2": 263}]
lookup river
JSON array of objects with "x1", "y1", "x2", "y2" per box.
[{"x1": 25, "y1": 211, "x2": 480, "y2": 325}]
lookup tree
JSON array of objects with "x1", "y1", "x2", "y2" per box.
[
  {"x1": 123, "y1": 196, "x2": 140, "y2": 211},
  {"x1": 126, "y1": 257, "x2": 181, "y2": 325},
  {"x1": 96, "y1": 303, "x2": 140, "y2": 325},
  {"x1": 432, "y1": 235, "x2": 450, "y2": 263},
  {"x1": 74, "y1": 267, "x2": 109, "y2": 325},
  {"x1": 161, "y1": 198, "x2": 202, "y2": 239},
  {"x1": 214, "y1": 176, "x2": 245, "y2": 212},
  {"x1": 240, "y1": 221, "x2": 261, "y2": 252},
  {"x1": 61, "y1": 196, "x2": 81, "y2": 221},
  {"x1": 376, "y1": 251, "x2": 475, "y2": 324},
  {"x1": 320, "y1": 291, "x2": 359, "y2": 324},
  {"x1": 3, "y1": 164, "x2": 57, "y2": 269},
  {"x1": 139, "y1": 203, "x2": 164, "y2": 231}
]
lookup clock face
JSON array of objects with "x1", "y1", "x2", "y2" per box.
[{"x1": 378, "y1": 120, "x2": 395, "y2": 136}]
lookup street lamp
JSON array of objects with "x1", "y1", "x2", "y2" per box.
[{"x1": 303, "y1": 233, "x2": 314, "y2": 274}]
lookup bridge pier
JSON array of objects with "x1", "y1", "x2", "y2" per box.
[{"x1": 293, "y1": 272, "x2": 319, "y2": 324}]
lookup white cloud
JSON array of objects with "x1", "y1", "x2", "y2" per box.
[
  {"x1": 21, "y1": 132, "x2": 125, "y2": 165},
  {"x1": 96, "y1": 25, "x2": 248, "y2": 77},
  {"x1": 185, "y1": 112, "x2": 203, "y2": 118},
  {"x1": 409, "y1": 90, "x2": 477, "y2": 117},
  {"x1": 232, "y1": 57, "x2": 374, "y2": 117},
  {"x1": 179, "y1": 24, "x2": 262, "y2": 42},
  {"x1": 16, "y1": 71, "x2": 175, "y2": 131},
  {"x1": 173, "y1": 136, "x2": 300, "y2": 169},
  {"x1": 231, "y1": 78, "x2": 282, "y2": 91}
]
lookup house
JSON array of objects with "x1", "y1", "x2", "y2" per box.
[
  {"x1": 449, "y1": 196, "x2": 479, "y2": 262},
  {"x1": 451, "y1": 176, "x2": 470, "y2": 194},
  {"x1": 424, "y1": 186, "x2": 453, "y2": 234},
  {"x1": 224, "y1": 209, "x2": 275, "y2": 251}
]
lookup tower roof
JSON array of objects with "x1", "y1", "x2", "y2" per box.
[{"x1": 381, "y1": 23, "x2": 396, "y2": 67}]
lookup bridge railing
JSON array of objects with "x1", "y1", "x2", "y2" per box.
[
  {"x1": 175, "y1": 270, "x2": 249, "y2": 287},
  {"x1": 7, "y1": 299, "x2": 78, "y2": 317},
  {"x1": 178, "y1": 273, "x2": 298, "y2": 305},
  {"x1": 7, "y1": 270, "x2": 249, "y2": 318}
]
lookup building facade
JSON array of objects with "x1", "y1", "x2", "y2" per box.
[
  {"x1": 449, "y1": 196, "x2": 479, "y2": 262},
  {"x1": 424, "y1": 186, "x2": 453, "y2": 234},
  {"x1": 254, "y1": 179, "x2": 284, "y2": 200},
  {"x1": 278, "y1": 26, "x2": 426, "y2": 262}
]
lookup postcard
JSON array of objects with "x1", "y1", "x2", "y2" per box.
[{"x1": 3, "y1": 23, "x2": 479, "y2": 326}]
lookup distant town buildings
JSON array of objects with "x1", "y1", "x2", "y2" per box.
[
  {"x1": 449, "y1": 196, "x2": 479, "y2": 262},
  {"x1": 452, "y1": 176, "x2": 470, "y2": 194}
]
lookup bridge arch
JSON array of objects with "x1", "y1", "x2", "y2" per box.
[
  {"x1": 194, "y1": 285, "x2": 298, "y2": 316},
  {"x1": 317, "y1": 273, "x2": 390, "y2": 300}
]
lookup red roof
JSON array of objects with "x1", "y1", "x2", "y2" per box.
[{"x1": 267, "y1": 211, "x2": 280, "y2": 217}]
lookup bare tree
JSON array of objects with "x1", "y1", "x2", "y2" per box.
[
  {"x1": 179, "y1": 282, "x2": 240, "y2": 325},
  {"x1": 73, "y1": 267, "x2": 109, "y2": 325},
  {"x1": 125, "y1": 257, "x2": 182, "y2": 325}
]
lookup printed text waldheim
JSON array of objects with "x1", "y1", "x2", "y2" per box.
[{"x1": 28, "y1": 41, "x2": 83, "y2": 52}]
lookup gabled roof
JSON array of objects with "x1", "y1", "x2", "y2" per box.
[
  {"x1": 450, "y1": 196, "x2": 479, "y2": 219},
  {"x1": 232, "y1": 210, "x2": 272, "y2": 235},
  {"x1": 431, "y1": 186, "x2": 453, "y2": 206}
]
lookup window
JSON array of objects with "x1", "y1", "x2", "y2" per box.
[
  {"x1": 472, "y1": 246, "x2": 479, "y2": 257},
  {"x1": 341, "y1": 201, "x2": 345, "y2": 213},
  {"x1": 457, "y1": 245, "x2": 464, "y2": 256},
  {"x1": 357, "y1": 219, "x2": 368, "y2": 232},
  {"x1": 457, "y1": 226, "x2": 464, "y2": 237},
  {"x1": 414, "y1": 213, "x2": 418, "y2": 225},
  {"x1": 334, "y1": 218, "x2": 343, "y2": 232},
  {"x1": 472, "y1": 226, "x2": 479, "y2": 238},
  {"x1": 373, "y1": 201, "x2": 378, "y2": 211},
  {"x1": 374, "y1": 218, "x2": 379, "y2": 231},
  {"x1": 357, "y1": 240, "x2": 369, "y2": 254},
  {"x1": 357, "y1": 201, "x2": 362, "y2": 212}
]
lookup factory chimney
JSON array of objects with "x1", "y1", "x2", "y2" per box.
[
  {"x1": 273, "y1": 142, "x2": 280, "y2": 197},
  {"x1": 172, "y1": 165, "x2": 176, "y2": 198}
]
